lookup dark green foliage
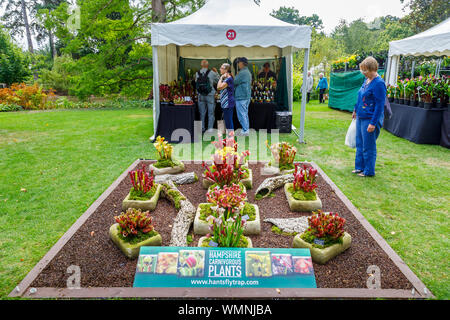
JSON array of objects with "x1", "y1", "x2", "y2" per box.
[
  {"x1": 154, "y1": 159, "x2": 179, "y2": 168},
  {"x1": 118, "y1": 229, "x2": 158, "y2": 244},
  {"x1": 0, "y1": 27, "x2": 31, "y2": 85}
]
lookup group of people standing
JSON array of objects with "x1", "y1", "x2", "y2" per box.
[
  {"x1": 195, "y1": 57, "x2": 264, "y2": 136},
  {"x1": 303, "y1": 71, "x2": 329, "y2": 104}
]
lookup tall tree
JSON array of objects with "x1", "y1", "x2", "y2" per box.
[
  {"x1": 400, "y1": 0, "x2": 450, "y2": 32},
  {"x1": 0, "y1": 26, "x2": 31, "y2": 84},
  {"x1": 35, "y1": 0, "x2": 63, "y2": 59},
  {"x1": 270, "y1": 6, "x2": 324, "y2": 30},
  {"x1": 1, "y1": 0, "x2": 36, "y2": 53}
]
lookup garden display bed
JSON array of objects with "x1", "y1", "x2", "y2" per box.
[{"x1": 10, "y1": 160, "x2": 432, "y2": 299}]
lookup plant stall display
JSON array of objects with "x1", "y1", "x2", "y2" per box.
[
  {"x1": 198, "y1": 184, "x2": 253, "y2": 248},
  {"x1": 293, "y1": 210, "x2": 351, "y2": 264},
  {"x1": 397, "y1": 79, "x2": 406, "y2": 104},
  {"x1": 284, "y1": 164, "x2": 322, "y2": 212},
  {"x1": 202, "y1": 135, "x2": 251, "y2": 189},
  {"x1": 150, "y1": 136, "x2": 185, "y2": 175},
  {"x1": 109, "y1": 208, "x2": 162, "y2": 259},
  {"x1": 264, "y1": 141, "x2": 297, "y2": 175},
  {"x1": 404, "y1": 78, "x2": 417, "y2": 106},
  {"x1": 251, "y1": 78, "x2": 276, "y2": 103},
  {"x1": 122, "y1": 164, "x2": 162, "y2": 211},
  {"x1": 159, "y1": 80, "x2": 195, "y2": 106}
]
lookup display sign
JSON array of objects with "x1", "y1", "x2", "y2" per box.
[
  {"x1": 226, "y1": 29, "x2": 236, "y2": 40},
  {"x1": 133, "y1": 247, "x2": 316, "y2": 288}
]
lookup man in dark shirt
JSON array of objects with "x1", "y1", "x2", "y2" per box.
[{"x1": 258, "y1": 62, "x2": 277, "y2": 80}]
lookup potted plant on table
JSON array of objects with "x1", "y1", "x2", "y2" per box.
[
  {"x1": 264, "y1": 141, "x2": 297, "y2": 175},
  {"x1": 150, "y1": 136, "x2": 185, "y2": 175},
  {"x1": 110, "y1": 208, "x2": 162, "y2": 259},
  {"x1": 284, "y1": 164, "x2": 322, "y2": 212},
  {"x1": 404, "y1": 79, "x2": 416, "y2": 106},
  {"x1": 122, "y1": 164, "x2": 162, "y2": 211},
  {"x1": 420, "y1": 76, "x2": 436, "y2": 109},
  {"x1": 198, "y1": 184, "x2": 253, "y2": 248},
  {"x1": 159, "y1": 84, "x2": 172, "y2": 107},
  {"x1": 386, "y1": 85, "x2": 394, "y2": 102},
  {"x1": 397, "y1": 79, "x2": 405, "y2": 104},
  {"x1": 293, "y1": 210, "x2": 351, "y2": 264}
]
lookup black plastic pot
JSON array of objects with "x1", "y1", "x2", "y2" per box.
[
  {"x1": 411, "y1": 100, "x2": 419, "y2": 107},
  {"x1": 405, "y1": 99, "x2": 411, "y2": 106},
  {"x1": 388, "y1": 97, "x2": 394, "y2": 103},
  {"x1": 394, "y1": 98, "x2": 399, "y2": 104},
  {"x1": 423, "y1": 102, "x2": 432, "y2": 110},
  {"x1": 399, "y1": 98, "x2": 404, "y2": 105},
  {"x1": 419, "y1": 101, "x2": 424, "y2": 108}
]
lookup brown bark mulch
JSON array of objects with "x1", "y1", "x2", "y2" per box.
[{"x1": 31, "y1": 162, "x2": 412, "y2": 290}]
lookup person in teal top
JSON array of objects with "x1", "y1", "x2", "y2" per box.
[
  {"x1": 234, "y1": 57, "x2": 252, "y2": 135},
  {"x1": 316, "y1": 73, "x2": 328, "y2": 103}
]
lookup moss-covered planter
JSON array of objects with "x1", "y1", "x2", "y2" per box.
[
  {"x1": 149, "y1": 160, "x2": 185, "y2": 175},
  {"x1": 109, "y1": 223, "x2": 162, "y2": 259},
  {"x1": 193, "y1": 203, "x2": 261, "y2": 236},
  {"x1": 284, "y1": 183, "x2": 322, "y2": 212},
  {"x1": 262, "y1": 163, "x2": 295, "y2": 176},
  {"x1": 198, "y1": 236, "x2": 253, "y2": 248},
  {"x1": 122, "y1": 184, "x2": 162, "y2": 211},
  {"x1": 292, "y1": 232, "x2": 352, "y2": 264},
  {"x1": 240, "y1": 168, "x2": 253, "y2": 189}
]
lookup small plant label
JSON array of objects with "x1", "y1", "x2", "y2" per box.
[{"x1": 313, "y1": 239, "x2": 325, "y2": 246}]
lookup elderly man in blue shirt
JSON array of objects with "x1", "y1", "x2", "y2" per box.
[
  {"x1": 234, "y1": 57, "x2": 252, "y2": 136},
  {"x1": 316, "y1": 73, "x2": 328, "y2": 103}
]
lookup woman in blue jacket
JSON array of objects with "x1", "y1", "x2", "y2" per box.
[
  {"x1": 316, "y1": 73, "x2": 328, "y2": 103},
  {"x1": 352, "y1": 57, "x2": 386, "y2": 177}
]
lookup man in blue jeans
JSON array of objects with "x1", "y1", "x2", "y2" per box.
[
  {"x1": 234, "y1": 57, "x2": 252, "y2": 136},
  {"x1": 195, "y1": 60, "x2": 219, "y2": 133}
]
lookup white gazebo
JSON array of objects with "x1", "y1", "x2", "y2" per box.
[
  {"x1": 386, "y1": 17, "x2": 450, "y2": 85},
  {"x1": 150, "y1": 0, "x2": 312, "y2": 142}
]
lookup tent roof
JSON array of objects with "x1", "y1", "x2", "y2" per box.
[
  {"x1": 151, "y1": 0, "x2": 311, "y2": 49},
  {"x1": 388, "y1": 17, "x2": 450, "y2": 57}
]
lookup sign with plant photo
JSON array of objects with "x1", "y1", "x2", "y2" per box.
[{"x1": 134, "y1": 246, "x2": 316, "y2": 288}]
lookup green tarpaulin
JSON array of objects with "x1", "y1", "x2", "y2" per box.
[{"x1": 328, "y1": 69, "x2": 385, "y2": 112}]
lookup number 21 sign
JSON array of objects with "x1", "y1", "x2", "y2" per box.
[{"x1": 226, "y1": 29, "x2": 236, "y2": 40}]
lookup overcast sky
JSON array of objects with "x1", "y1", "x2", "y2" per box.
[
  {"x1": 3, "y1": 0, "x2": 410, "y2": 49},
  {"x1": 261, "y1": 0, "x2": 409, "y2": 34}
]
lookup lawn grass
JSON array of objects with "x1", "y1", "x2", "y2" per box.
[{"x1": 0, "y1": 101, "x2": 448, "y2": 299}]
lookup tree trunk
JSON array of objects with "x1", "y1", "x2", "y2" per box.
[
  {"x1": 152, "y1": 0, "x2": 166, "y2": 22},
  {"x1": 49, "y1": 29, "x2": 57, "y2": 59},
  {"x1": 21, "y1": 0, "x2": 34, "y2": 54}
]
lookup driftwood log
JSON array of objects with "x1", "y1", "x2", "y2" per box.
[
  {"x1": 255, "y1": 174, "x2": 294, "y2": 199},
  {"x1": 264, "y1": 217, "x2": 309, "y2": 234},
  {"x1": 155, "y1": 172, "x2": 197, "y2": 185},
  {"x1": 161, "y1": 181, "x2": 196, "y2": 247}
]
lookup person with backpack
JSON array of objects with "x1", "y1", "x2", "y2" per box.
[
  {"x1": 352, "y1": 56, "x2": 386, "y2": 177},
  {"x1": 195, "y1": 60, "x2": 219, "y2": 133}
]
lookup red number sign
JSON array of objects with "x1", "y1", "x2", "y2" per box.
[{"x1": 226, "y1": 29, "x2": 236, "y2": 40}]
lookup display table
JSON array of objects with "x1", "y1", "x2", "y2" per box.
[
  {"x1": 155, "y1": 104, "x2": 196, "y2": 143},
  {"x1": 383, "y1": 103, "x2": 445, "y2": 145}
]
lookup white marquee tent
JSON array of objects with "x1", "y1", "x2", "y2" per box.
[
  {"x1": 150, "y1": 0, "x2": 312, "y2": 142},
  {"x1": 386, "y1": 17, "x2": 450, "y2": 85}
]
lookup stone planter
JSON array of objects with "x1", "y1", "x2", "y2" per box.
[
  {"x1": 193, "y1": 203, "x2": 261, "y2": 236},
  {"x1": 109, "y1": 223, "x2": 162, "y2": 259},
  {"x1": 149, "y1": 160, "x2": 185, "y2": 175},
  {"x1": 262, "y1": 163, "x2": 295, "y2": 176},
  {"x1": 292, "y1": 232, "x2": 352, "y2": 264},
  {"x1": 240, "y1": 168, "x2": 253, "y2": 189},
  {"x1": 122, "y1": 184, "x2": 162, "y2": 211},
  {"x1": 198, "y1": 236, "x2": 253, "y2": 248},
  {"x1": 284, "y1": 183, "x2": 322, "y2": 212}
]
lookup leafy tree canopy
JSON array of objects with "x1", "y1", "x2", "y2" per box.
[
  {"x1": 271, "y1": 6, "x2": 324, "y2": 30},
  {"x1": 0, "y1": 26, "x2": 31, "y2": 85}
]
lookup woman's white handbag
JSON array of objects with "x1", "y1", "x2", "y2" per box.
[{"x1": 345, "y1": 119, "x2": 356, "y2": 148}]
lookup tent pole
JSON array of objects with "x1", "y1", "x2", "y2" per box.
[
  {"x1": 299, "y1": 47, "x2": 310, "y2": 144},
  {"x1": 152, "y1": 45, "x2": 160, "y2": 139},
  {"x1": 411, "y1": 60, "x2": 415, "y2": 79}
]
